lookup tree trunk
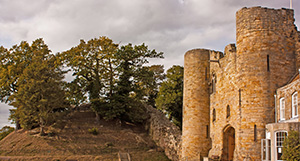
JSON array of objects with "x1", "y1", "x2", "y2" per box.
[
  {"x1": 15, "y1": 119, "x2": 21, "y2": 131},
  {"x1": 95, "y1": 112, "x2": 100, "y2": 123},
  {"x1": 40, "y1": 117, "x2": 46, "y2": 136}
]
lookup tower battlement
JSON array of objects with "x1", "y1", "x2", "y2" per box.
[{"x1": 182, "y1": 6, "x2": 300, "y2": 161}]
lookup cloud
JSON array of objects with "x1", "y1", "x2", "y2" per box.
[
  {"x1": 0, "y1": 103, "x2": 13, "y2": 128},
  {"x1": 0, "y1": 0, "x2": 299, "y2": 128}
]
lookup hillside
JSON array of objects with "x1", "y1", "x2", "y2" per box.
[{"x1": 0, "y1": 110, "x2": 170, "y2": 161}]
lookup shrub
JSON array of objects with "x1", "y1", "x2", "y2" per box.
[
  {"x1": 88, "y1": 127, "x2": 99, "y2": 135},
  {"x1": 0, "y1": 126, "x2": 15, "y2": 140},
  {"x1": 282, "y1": 130, "x2": 300, "y2": 160}
]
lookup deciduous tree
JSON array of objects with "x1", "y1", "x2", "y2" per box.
[
  {"x1": 61, "y1": 36, "x2": 118, "y2": 119},
  {"x1": 136, "y1": 65, "x2": 165, "y2": 107},
  {"x1": 0, "y1": 126, "x2": 14, "y2": 140},
  {"x1": 155, "y1": 65, "x2": 183, "y2": 128},
  {"x1": 282, "y1": 130, "x2": 300, "y2": 160},
  {"x1": 114, "y1": 43, "x2": 163, "y2": 122},
  {"x1": 0, "y1": 39, "x2": 68, "y2": 134}
]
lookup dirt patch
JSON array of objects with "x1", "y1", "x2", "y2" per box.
[{"x1": 0, "y1": 111, "x2": 170, "y2": 161}]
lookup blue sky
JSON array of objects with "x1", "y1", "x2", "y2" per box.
[{"x1": 0, "y1": 0, "x2": 299, "y2": 129}]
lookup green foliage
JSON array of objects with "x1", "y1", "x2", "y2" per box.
[
  {"x1": 63, "y1": 78, "x2": 87, "y2": 107},
  {"x1": 61, "y1": 36, "x2": 121, "y2": 121},
  {"x1": 0, "y1": 39, "x2": 68, "y2": 134},
  {"x1": 0, "y1": 40, "x2": 41, "y2": 103},
  {"x1": 136, "y1": 65, "x2": 165, "y2": 107},
  {"x1": 88, "y1": 127, "x2": 99, "y2": 135},
  {"x1": 282, "y1": 130, "x2": 300, "y2": 160},
  {"x1": 11, "y1": 52, "x2": 68, "y2": 134},
  {"x1": 113, "y1": 43, "x2": 163, "y2": 123},
  {"x1": 155, "y1": 65, "x2": 183, "y2": 128},
  {"x1": 61, "y1": 36, "x2": 118, "y2": 103},
  {"x1": 0, "y1": 36, "x2": 164, "y2": 130},
  {"x1": 62, "y1": 37, "x2": 163, "y2": 123},
  {"x1": 0, "y1": 126, "x2": 14, "y2": 140}
]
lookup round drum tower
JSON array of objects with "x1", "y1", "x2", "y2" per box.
[
  {"x1": 235, "y1": 7, "x2": 297, "y2": 160},
  {"x1": 182, "y1": 49, "x2": 211, "y2": 160}
]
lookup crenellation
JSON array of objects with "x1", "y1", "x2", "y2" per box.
[{"x1": 182, "y1": 6, "x2": 300, "y2": 161}]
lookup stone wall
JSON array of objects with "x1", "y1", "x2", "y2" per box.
[
  {"x1": 208, "y1": 44, "x2": 240, "y2": 159},
  {"x1": 182, "y1": 49, "x2": 211, "y2": 160},
  {"x1": 276, "y1": 73, "x2": 299, "y2": 122},
  {"x1": 235, "y1": 7, "x2": 298, "y2": 160},
  {"x1": 144, "y1": 105, "x2": 181, "y2": 161},
  {"x1": 182, "y1": 6, "x2": 300, "y2": 161}
]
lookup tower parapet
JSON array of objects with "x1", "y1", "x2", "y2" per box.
[
  {"x1": 235, "y1": 7, "x2": 297, "y2": 160},
  {"x1": 182, "y1": 6, "x2": 299, "y2": 161},
  {"x1": 182, "y1": 49, "x2": 211, "y2": 160}
]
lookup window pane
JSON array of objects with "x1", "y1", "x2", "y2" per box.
[
  {"x1": 292, "y1": 92, "x2": 298, "y2": 117},
  {"x1": 280, "y1": 98, "x2": 285, "y2": 120},
  {"x1": 276, "y1": 131, "x2": 287, "y2": 160}
]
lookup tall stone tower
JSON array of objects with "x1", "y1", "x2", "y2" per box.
[
  {"x1": 235, "y1": 7, "x2": 297, "y2": 159},
  {"x1": 182, "y1": 49, "x2": 211, "y2": 160},
  {"x1": 182, "y1": 6, "x2": 299, "y2": 161}
]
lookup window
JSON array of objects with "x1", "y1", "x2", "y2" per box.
[
  {"x1": 226, "y1": 105, "x2": 230, "y2": 118},
  {"x1": 239, "y1": 89, "x2": 242, "y2": 106},
  {"x1": 261, "y1": 139, "x2": 271, "y2": 161},
  {"x1": 292, "y1": 92, "x2": 298, "y2": 118},
  {"x1": 279, "y1": 98, "x2": 285, "y2": 121},
  {"x1": 206, "y1": 125, "x2": 209, "y2": 138},
  {"x1": 210, "y1": 74, "x2": 216, "y2": 94},
  {"x1": 212, "y1": 108, "x2": 216, "y2": 122},
  {"x1": 205, "y1": 67, "x2": 208, "y2": 80},
  {"x1": 267, "y1": 55, "x2": 270, "y2": 72},
  {"x1": 254, "y1": 125, "x2": 257, "y2": 141},
  {"x1": 275, "y1": 131, "x2": 287, "y2": 161}
]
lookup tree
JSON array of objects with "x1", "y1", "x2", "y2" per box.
[
  {"x1": 0, "y1": 39, "x2": 51, "y2": 130},
  {"x1": 0, "y1": 41, "x2": 33, "y2": 103},
  {"x1": 155, "y1": 65, "x2": 183, "y2": 128},
  {"x1": 62, "y1": 37, "x2": 164, "y2": 123},
  {"x1": 282, "y1": 130, "x2": 300, "y2": 160},
  {"x1": 0, "y1": 39, "x2": 68, "y2": 134},
  {"x1": 0, "y1": 126, "x2": 14, "y2": 140},
  {"x1": 114, "y1": 43, "x2": 164, "y2": 123},
  {"x1": 63, "y1": 78, "x2": 87, "y2": 108},
  {"x1": 136, "y1": 65, "x2": 165, "y2": 107},
  {"x1": 9, "y1": 45, "x2": 68, "y2": 135},
  {"x1": 61, "y1": 36, "x2": 119, "y2": 119}
]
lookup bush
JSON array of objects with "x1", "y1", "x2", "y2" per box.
[
  {"x1": 0, "y1": 126, "x2": 15, "y2": 140},
  {"x1": 282, "y1": 130, "x2": 300, "y2": 160},
  {"x1": 88, "y1": 127, "x2": 99, "y2": 135}
]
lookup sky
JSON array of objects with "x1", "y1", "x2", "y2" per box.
[{"x1": 0, "y1": 0, "x2": 299, "y2": 129}]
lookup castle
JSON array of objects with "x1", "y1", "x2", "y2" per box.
[{"x1": 182, "y1": 7, "x2": 300, "y2": 161}]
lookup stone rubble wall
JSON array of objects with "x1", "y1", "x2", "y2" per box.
[{"x1": 144, "y1": 105, "x2": 181, "y2": 161}]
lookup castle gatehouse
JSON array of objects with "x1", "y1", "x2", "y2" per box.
[{"x1": 182, "y1": 6, "x2": 300, "y2": 161}]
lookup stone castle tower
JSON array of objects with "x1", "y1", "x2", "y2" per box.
[{"x1": 182, "y1": 7, "x2": 300, "y2": 161}]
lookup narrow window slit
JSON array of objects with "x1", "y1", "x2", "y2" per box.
[
  {"x1": 206, "y1": 125, "x2": 209, "y2": 138},
  {"x1": 267, "y1": 55, "x2": 270, "y2": 72},
  {"x1": 254, "y1": 124, "x2": 257, "y2": 141},
  {"x1": 239, "y1": 89, "x2": 242, "y2": 106},
  {"x1": 205, "y1": 67, "x2": 208, "y2": 80}
]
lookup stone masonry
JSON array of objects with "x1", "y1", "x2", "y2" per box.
[
  {"x1": 145, "y1": 105, "x2": 182, "y2": 161},
  {"x1": 275, "y1": 73, "x2": 299, "y2": 123},
  {"x1": 182, "y1": 6, "x2": 300, "y2": 161}
]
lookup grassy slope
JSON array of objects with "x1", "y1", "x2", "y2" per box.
[{"x1": 0, "y1": 110, "x2": 170, "y2": 161}]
